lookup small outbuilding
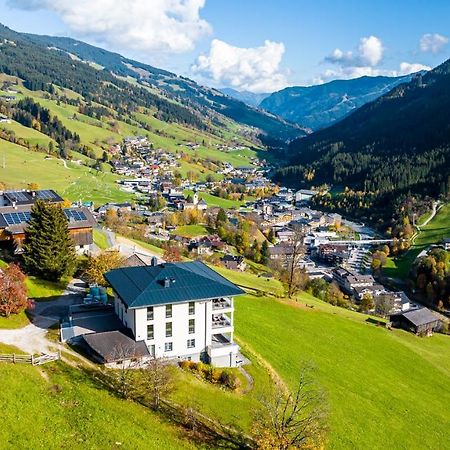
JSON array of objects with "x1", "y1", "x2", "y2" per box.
[
  {"x1": 389, "y1": 308, "x2": 440, "y2": 336},
  {"x1": 82, "y1": 330, "x2": 150, "y2": 367}
]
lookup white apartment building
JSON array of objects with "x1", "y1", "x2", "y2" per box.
[{"x1": 104, "y1": 260, "x2": 244, "y2": 367}]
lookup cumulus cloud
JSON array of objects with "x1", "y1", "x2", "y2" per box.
[
  {"x1": 191, "y1": 39, "x2": 288, "y2": 93},
  {"x1": 316, "y1": 35, "x2": 430, "y2": 83},
  {"x1": 7, "y1": 0, "x2": 211, "y2": 54},
  {"x1": 420, "y1": 33, "x2": 449, "y2": 54},
  {"x1": 325, "y1": 35, "x2": 384, "y2": 67}
]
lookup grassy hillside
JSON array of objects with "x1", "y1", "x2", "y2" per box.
[
  {"x1": 0, "y1": 361, "x2": 196, "y2": 449},
  {"x1": 234, "y1": 294, "x2": 450, "y2": 450},
  {"x1": 0, "y1": 139, "x2": 130, "y2": 204}
]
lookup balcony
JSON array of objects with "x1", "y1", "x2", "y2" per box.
[
  {"x1": 212, "y1": 297, "x2": 232, "y2": 311},
  {"x1": 212, "y1": 313, "x2": 232, "y2": 332}
]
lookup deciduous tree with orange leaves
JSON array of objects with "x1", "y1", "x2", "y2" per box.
[{"x1": 0, "y1": 263, "x2": 29, "y2": 318}]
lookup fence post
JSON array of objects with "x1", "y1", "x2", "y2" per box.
[
  {"x1": 13, "y1": 353, "x2": 15, "y2": 364},
  {"x1": 31, "y1": 354, "x2": 34, "y2": 365}
]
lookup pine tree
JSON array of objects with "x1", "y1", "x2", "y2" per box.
[{"x1": 22, "y1": 200, "x2": 76, "y2": 281}]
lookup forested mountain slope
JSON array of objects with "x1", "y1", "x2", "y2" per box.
[
  {"x1": 276, "y1": 59, "x2": 450, "y2": 199},
  {"x1": 22, "y1": 29, "x2": 305, "y2": 142},
  {"x1": 261, "y1": 75, "x2": 412, "y2": 130}
]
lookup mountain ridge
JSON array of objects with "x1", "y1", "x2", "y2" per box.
[{"x1": 261, "y1": 74, "x2": 414, "y2": 130}]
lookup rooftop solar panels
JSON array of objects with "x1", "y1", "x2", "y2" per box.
[
  {"x1": 36, "y1": 190, "x2": 59, "y2": 200},
  {"x1": 2, "y1": 212, "x2": 31, "y2": 226},
  {"x1": 64, "y1": 210, "x2": 87, "y2": 222},
  {"x1": 7, "y1": 191, "x2": 29, "y2": 202}
]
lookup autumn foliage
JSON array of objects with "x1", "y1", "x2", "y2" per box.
[{"x1": 0, "y1": 263, "x2": 29, "y2": 318}]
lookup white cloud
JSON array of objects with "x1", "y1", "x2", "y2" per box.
[
  {"x1": 316, "y1": 35, "x2": 430, "y2": 83},
  {"x1": 420, "y1": 33, "x2": 449, "y2": 54},
  {"x1": 325, "y1": 35, "x2": 384, "y2": 67},
  {"x1": 398, "y1": 62, "x2": 431, "y2": 75},
  {"x1": 7, "y1": 0, "x2": 211, "y2": 54},
  {"x1": 191, "y1": 39, "x2": 288, "y2": 93},
  {"x1": 358, "y1": 35, "x2": 384, "y2": 66}
]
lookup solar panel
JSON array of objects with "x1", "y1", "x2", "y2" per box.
[
  {"x1": 2, "y1": 211, "x2": 31, "y2": 226},
  {"x1": 36, "y1": 190, "x2": 57, "y2": 200},
  {"x1": 64, "y1": 210, "x2": 87, "y2": 222},
  {"x1": 9, "y1": 191, "x2": 29, "y2": 202}
]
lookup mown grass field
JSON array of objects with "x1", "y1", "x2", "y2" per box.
[
  {"x1": 0, "y1": 139, "x2": 131, "y2": 205},
  {"x1": 173, "y1": 224, "x2": 210, "y2": 238},
  {"x1": 93, "y1": 228, "x2": 110, "y2": 250},
  {"x1": 234, "y1": 293, "x2": 450, "y2": 450},
  {"x1": 0, "y1": 120, "x2": 56, "y2": 147},
  {"x1": 183, "y1": 189, "x2": 249, "y2": 209},
  {"x1": 384, "y1": 203, "x2": 450, "y2": 279},
  {"x1": 0, "y1": 361, "x2": 196, "y2": 449}
]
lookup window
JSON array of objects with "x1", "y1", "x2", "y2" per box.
[
  {"x1": 188, "y1": 301, "x2": 195, "y2": 315},
  {"x1": 166, "y1": 322, "x2": 172, "y2": 338},
  {"x1": 147, "y1": 307, "x2": 154, "y2": 321},
  {"x1": 149, "y1": 345, "x2": 155, "y2": 357},
  {"x1": 166, "y1": 304, "x2": 172, "y2": 318},
  {"x1": 188, "y1": 319, "x2": 195, "y2": 334},
  {"x1": 164, "y1": 342, "x2": 173, "y2": 352},
  {"x1": 147, "y1": 324, "x2": 154, "y2": 340},
  {"x1": 187, "y1": 339, "x2": 195, "y2": 349}
]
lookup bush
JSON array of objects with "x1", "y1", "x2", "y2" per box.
[
  {"x1": 220, "y1": 369, "x2": 241, "y2": 390},
  {"x1": 179, "y1": 360, "x2": 195, "y2": 370}
]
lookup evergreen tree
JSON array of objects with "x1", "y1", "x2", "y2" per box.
[
  {"x1": 22, "y1": 200, "x2": 76, "y2": 281},
  {"x1": 215, "y1": 208, "x2": 227, "y2": 228}
]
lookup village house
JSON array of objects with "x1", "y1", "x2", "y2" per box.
[
  {"x1": 332, "y1": 267, "x2": 375, "y2": 294},
  {"x1": 295, "y1": 189, "x2": 316, "y2": 204},
  {"x1": 221, "y1": 255, "x2": 246, "y2": 271},
  {"x1": 0, "y1": 189, "x2": 96, "y2": 253},
  {"x1": 317, "y1": 243, "x2": 351, "y2": 266},
  {"x1": 104, "y1": 260, "x2": 245, "y2": 367}
]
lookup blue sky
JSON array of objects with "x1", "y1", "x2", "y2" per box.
[{"x1": 1, "y1": 0, "x2": 449, "y2": 92}]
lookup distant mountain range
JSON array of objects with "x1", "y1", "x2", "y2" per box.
[
  {"x1": 276, "y1": 58, "x2": 450, "y2": 203},
  {"x1": 16, "y1": 28, "x2": 305, "y2": 143},
  {"x1": 260, "y1": 75, "x2": 414, "y2": 130},
  {"x1": 219, "y1": 88, "x2": 271, "y2": 107},
  {"x1": 0, "y1": 24, "x2": 305, "y2": 145}
]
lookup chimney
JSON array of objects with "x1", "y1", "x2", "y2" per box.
[
  {"x1": 163, "y1": 278, "x2": 170, "y2": 288},
  {"x1": 12, "y1": 201, "x2": 16, "y2": 209},
  {"x1": 150, "y1": 256, "x2": 158, "y2": 267}
]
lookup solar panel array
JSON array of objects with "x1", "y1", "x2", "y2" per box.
[
  {"x1": 64, "y1": 210, "x2": 87, "y2": 222},
  {"x1": 36, "y1": 190, "x2": 58, "y2": 200},
  {"x1": 2, "y1": 211, "x2": 31, "y2": 226},
  {"x1": 0, "y1": 209, "x2": 87, "y2": 227},
  {"x1": 8, "y1": 191, "x2": 29, "y2": 202}
]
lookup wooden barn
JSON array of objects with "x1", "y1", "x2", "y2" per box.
[
  {"x1": 0, "y1": 189, "x2": 96, "y2": 253},
  {"x1": 389, "y1": 308, "x2": 440, "y2": 336}
]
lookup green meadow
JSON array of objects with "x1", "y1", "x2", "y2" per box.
[{"x1": 384, "y1": 203, "x2": 450, "y2": 279}]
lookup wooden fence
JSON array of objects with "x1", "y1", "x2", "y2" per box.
[{"x1": 0, "y1": 352, "x2": 61, "y2": 366}]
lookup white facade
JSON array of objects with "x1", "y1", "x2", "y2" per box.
[{"x1": 114, "y1": 295, "x2": 239, "y2": 367}]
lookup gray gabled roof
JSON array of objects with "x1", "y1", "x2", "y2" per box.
[
  {"x1": 104, "y1": 260, "x2": 244, "y2": 309},
  {"x1": 398, "y1": 308, "x2": 439, "y2": 327}
]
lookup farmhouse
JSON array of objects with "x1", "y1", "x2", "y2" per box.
[
  {"x1": 221, "y1": 254, "x2": 246, "y2": 271},
  {"x1": 0, "y1": 189, "x2": 95, "y2": 252},
  {"x1": 104, "y1": 260, "x2": 245, "y2": 367},
  {"x1": 389, "y1": 308, "x2": 440, "y2": 336}
]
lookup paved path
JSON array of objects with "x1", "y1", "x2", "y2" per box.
[
  {"x1": 0, "y1": 278, "x2": 85, "y2": 354},
  {"x1": 114, "y1": 235, "x2": 165, "y2": 261}
]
